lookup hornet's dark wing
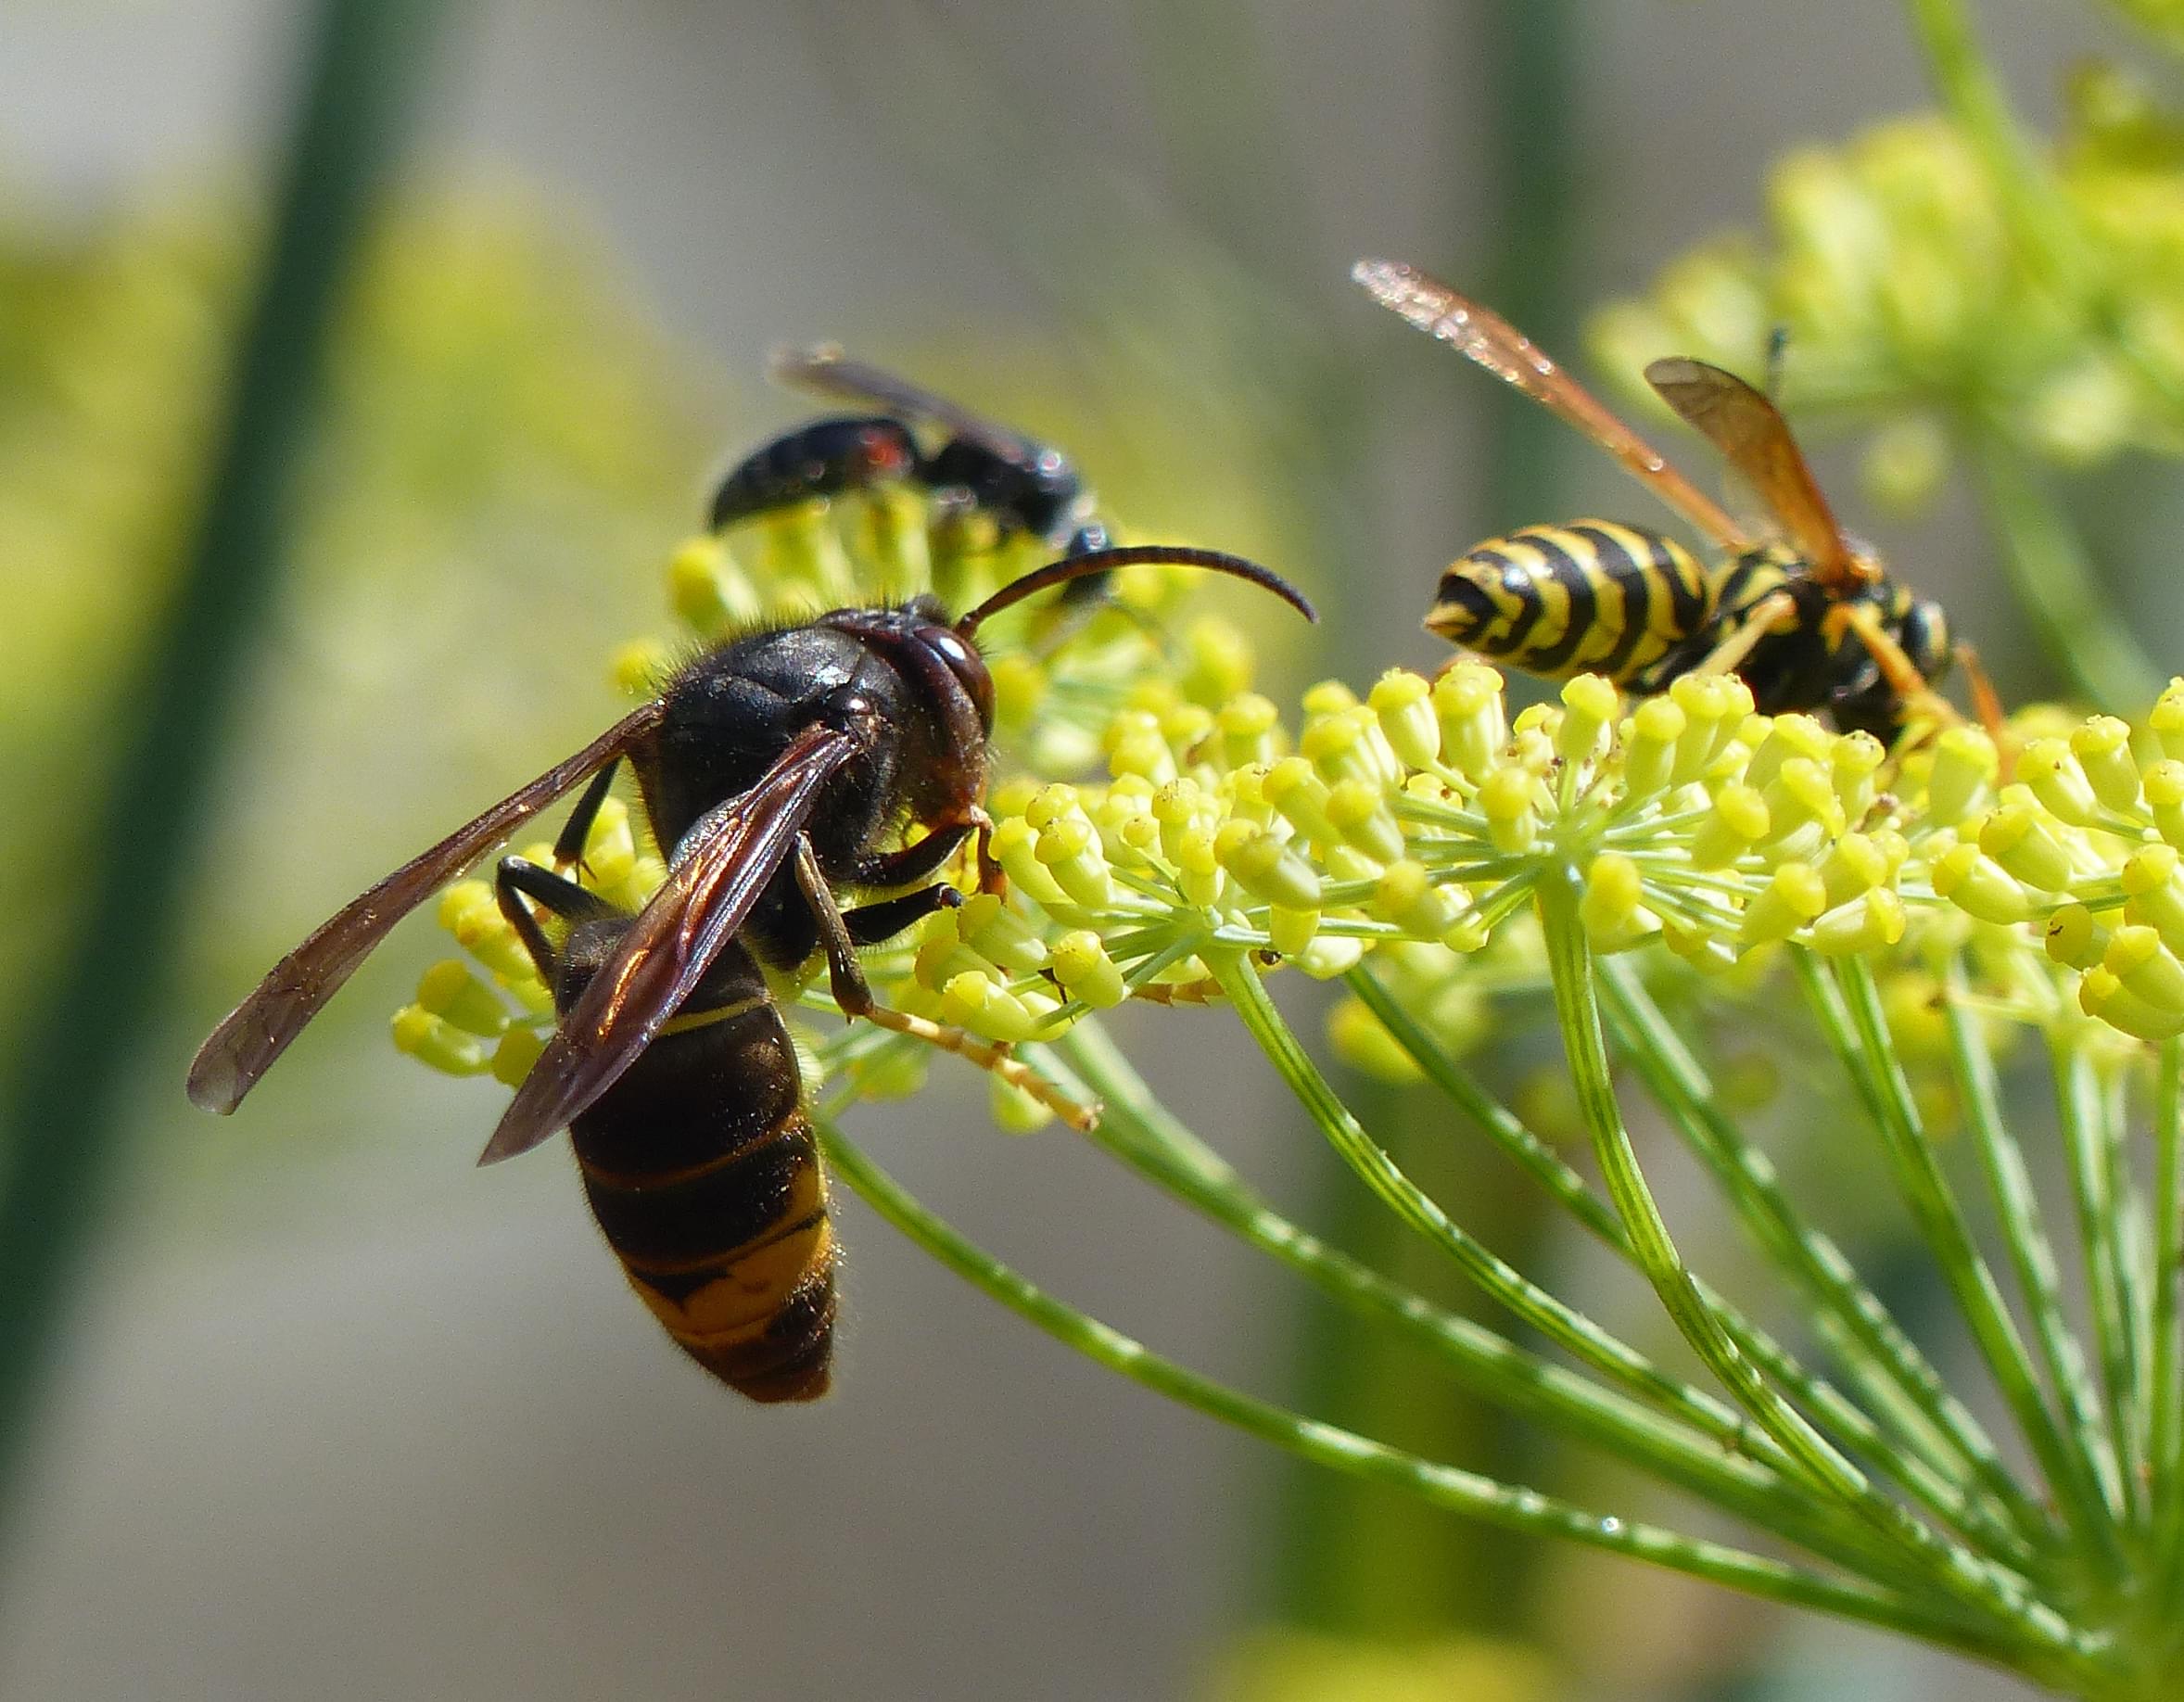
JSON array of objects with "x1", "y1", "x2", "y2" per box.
[
  {"x1": 477, "y1": 720, "x2": 863, "y2": 1164},
  {"x1": 187, "y1": 703, "x2": 667, "y2": 1115},
  {"x1": 769, "y1": 345, "x2": 1039, "y2": 464}
]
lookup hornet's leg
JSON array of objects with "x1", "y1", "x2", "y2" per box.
[
  {"x1": 792, "y1": 838, "x2": 1098, "y2": 1130},
  {"x1": 494, "y1": 856, "x2": 623, "y2": 983},
  {"x1": 551, "y1": 758, "x2": 623, "y2": 876}
]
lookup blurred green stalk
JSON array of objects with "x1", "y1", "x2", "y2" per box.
[{"x1": 0, "y1": 0, "x2": 449, "y2": 1557}]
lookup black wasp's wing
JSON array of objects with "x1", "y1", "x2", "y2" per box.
[
  {"x1": 769, "y1": 344, "x2": 1039, "y2": 465},
  {"x1": 477, "y1": 721, "x2": 863, "y2": 1165},
  {"x1": 186, "y1": 703, "x2": 667, "y2": 1116}
]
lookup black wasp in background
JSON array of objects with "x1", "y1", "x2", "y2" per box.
[
  {"x1": 710, "y1": 345, "x2": 1113, "y2": 572},
  {"x1": 189, "y1": 375, "x2": 1314, "y2": 1401}
]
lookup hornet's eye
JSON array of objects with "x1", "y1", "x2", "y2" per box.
[{"x1": 925, "y1": 626, "x2": 995, "y2": 731}]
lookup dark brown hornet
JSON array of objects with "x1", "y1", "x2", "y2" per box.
[
  {"x1": 189, "y1": 543, "x2": 1314, "y2": 1402},
  {"x1": 1352, "y1": 259, "x2": 1995, "y2": 742}
]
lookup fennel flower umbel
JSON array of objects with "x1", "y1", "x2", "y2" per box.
[{"x1": 400, "y1": 489, "x2": 2184, "y2": 1700}]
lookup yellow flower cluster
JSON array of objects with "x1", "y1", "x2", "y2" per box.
[
  {"x1": 1591, "y1": 97, "x2": 2184, "y2": 505},
  {"x1": 915, "y1": 664, "x2": 2184, "y2": 1066}
]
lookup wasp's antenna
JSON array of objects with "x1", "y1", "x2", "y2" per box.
[{"x1": 956, "y1": 545, "x2": 1316, "y2": 637}]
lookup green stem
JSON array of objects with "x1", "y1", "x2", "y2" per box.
[
  {"x1": 2152, "y1": 1041, "x2": 2184, "y2": 1579},
  {"x1": 818, "y1": 1120, "x2": 2072, "y2": 1677},
  {"x1": 2057, "y1": 1046, "x2": 2145, "y2": 1521},
  {"x1": 0, "y1": 0, "x2": 449, "y2": 1556},
  {"x1": 1606, "y1": 956, "x2": 2050, "y2": 1559},
  {"x1": 1813, "y1": 955, "x2": 2097, "y2": 1569},
  {"x1": 1212, "y1": 952, "x2": 1783, "y2": 1468},
  {"x1": 1944, "y1": 960, "x2": 2129, "y2": 1565},
  {"x1": 1056, "y1": 1022, "x2": 1949, "y2": 1594},
  {"x1": 1356, "y1": 961, "x2": 2034, "y2": 1562},
  {"x1": 1538, "y1": 878, "x2": 2070, "y2": 1645}
]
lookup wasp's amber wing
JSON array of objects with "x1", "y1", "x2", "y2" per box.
[
  {"x1": 477, "y1": 721, "x2": 862, "y2": 1165},
  {"x1": 769, "y1": 345, "x2": 1037, "y2": 464},
  {"x1": 186, "y1": 703, "x2": 667, "y2": 1116},
  {"x1": 1644, "y1": 357, "x2": 1862, "y2": 588},
  {"x1": 1352, "y1": 259, "x2": 1748, "y2": 550}
]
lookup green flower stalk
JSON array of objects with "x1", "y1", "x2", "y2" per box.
[{"x1": 393, "y1": 476, "x2": 2184, "y2": 1695}]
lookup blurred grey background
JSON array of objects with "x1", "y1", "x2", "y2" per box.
[{"x1": 0, "y1": 1, "x2": 2104, "y2": 1697}]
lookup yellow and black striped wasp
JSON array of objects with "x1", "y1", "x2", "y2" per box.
[{"x1": 1352, "y1": 259, "x2": 1991, "y2": 743}]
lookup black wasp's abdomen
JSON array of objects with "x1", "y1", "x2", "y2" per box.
[
  {"x1": 560, "y1": 933, "x2": 835, "y2": 1404},
  {"x1": 707, "y1": 416, "x2": 920, "y2": 533}
]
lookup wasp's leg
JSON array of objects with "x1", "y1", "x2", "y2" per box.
[
  {"x1": 1953, "y1": 641, "x2": 2008, "y2": 744},
  {"x1": 1689, "y1": 589, "x2": 1798, "y2": 680},
  {"x1": 550, "y1": 759, "x2": 624, "y2": 875},
  {"x1": 494, "y1": 856, "x2": 624, "y2": 982},
  {"x1": 1827, "y1": 601, "x2": 1961, "y2": 728},
  {"x1": 793, "y1": 837, "x2": 1098, "y2": 1130}
]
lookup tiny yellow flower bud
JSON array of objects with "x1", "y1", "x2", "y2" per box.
[
  {"x1": 1108, "y1": 727, "x2": 1177, "y2": 785},
  {"x1": 1621, "y1": 696, "x2": 1685, "y2": 799},
  {"x1": 1179, "y1": 615, "x2": 1255, "y2": 706},
  {"x1": 1662, "y1": 918, "x2": 1739, "y2": 974},
  {"x1": 1035, "y1": 816, "x2": 1114, "y2": 908},
  {"x1": 1175, "y1": 820, "x2": 1225, "y2": 907},
  {"x1": 1831, "y1": 731, "x2": 1885, "y2": 820},
  {"x1": 942, "y1": 971, "x2": 1048, "y2": 1044},
  {"x1": 611, "y1": 639, "x2": 675, "y2": 699},
  {"x1": 1216, "y1": 820, "x2": 1325, "y2": 910},
  {"x1": 2045, "y1": 904, "x2": 2105, "y2": 970},
  {"x1": 668, "y1": 534, "x2": 761, "y2": 636},
  {"x1": 1296, "y1": 934, "x2": 1368, "y2": 978},
  {"x1": 1761, "y1": 757, "x2": 1847, "y2": 847},
  {"x1": 989, "y1": 652, "x2": 1045, "y2": 726},
  {"x1": 450, "y1": 900, "x2": 538, "y2": 984},
  {"x1": 955, "y1": 893, "x2": 1050, "y2": 974},
  {"x1": 2080, "y1": 965, "x2": 2184, "y2": 1040},
  {"x1": 1262, "y1": 757, "x2": 1337, "y2": 844},
  {"x1": 1369, "y1": 669, "x2": 1441, "y2": 770},
  {"x1": 1581, "y1": 852, "x2": 1657, "y2": 951},
  {"x1": 1050, "y1": 931, "x2": 1128, "y2": 1008},
  {"x1": 1978, "y1": 803, "x2": 2076, "y2": 892},
  {"x1": 1325, "y1": 778, "x2": 1405, "y2": 863},
  {"x1": 1327, "y1": 996, "x2": 1426, "y2": 1083},
  {"x1": 988, "y1": 1072, "x2": 1057, "y2": 1134},
  {"x1": 416, "y1": 959, "x2": 511, "y2": 1037},
  {"x1": 2146, "y1": 760, "x2": 2184, "y2": 848},
  {"x1": 490, "y1": 1025, "x2": 546, "y2": 1087},
  {"x1": 1819, "y1": 832, "x2": 1890, "y2": 907},
  {"x1": 1218, "y1": 692, "x2": 1283, "y2": 767},
  {"x1": 2123, "y1": 845, "x2": 2184, "y2": 957},
  {"x1": 2153, "y1": 679, "x2": 2184, "y2": 763},
  {"x1": 1740, "y1": 862, "x2": 1828, "y2": 946},
  {"x1": 1477, "y1": 765, "x2": 1539, "y2": 854},
  {"x1": 1926, "y1": 726, "x2": 2000, "y2": 827},
  {"x1": 2018, "y1": 738, "x2": 2100, "y2": 827},
  {"x1": 2106, "y1": 924, "x2": 2184, "y2": 1012},
  {"x1": 2072, "y1": 716, "x2": 2141, "y2": 813},
  {"x1": 1746, "y1": 714, "x2": 1831, "y2": 794},
  {"x1": 1809, "y1": 888, "x2": 1908, "y2": 956},
  {"x1": 1557, "y1": 674, "x2": 1619, "y2": 767},
  {"x1": 392, "y1": 1005, "x2": 491, "y2": 1076},
  {"x1": 1433, "y1": 663, "x2": 1506, "y2": 780},
  {"x1": 990, "y1": 817, "x2": 1069, "y2": 905},
  {"x1": 1268, "y1": 906, "x2": 1321, "y2": 956},
  {"x1": 1302, "y1": 680, "x2": 1361, "y2": 718},
  {"x1": 1689, "y1": 783, "x2": 1770, "y2": 870},
  {"x1": 1370, "y1": 859, "x2": 1469, "y2": 939},
  {"x1": 1930, "y1": 844, "x2": 2033, "y2": 925}
]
